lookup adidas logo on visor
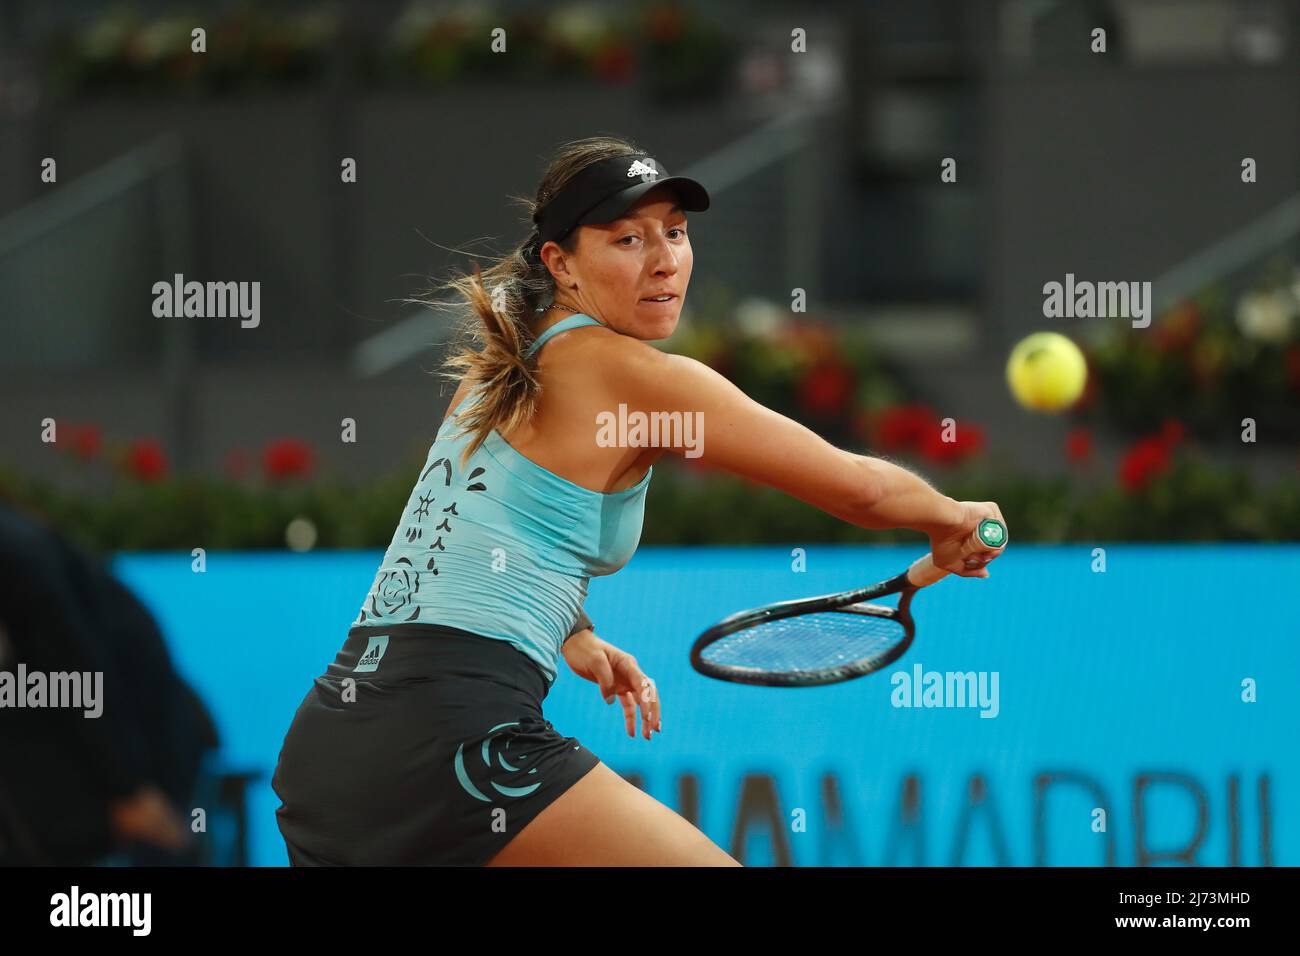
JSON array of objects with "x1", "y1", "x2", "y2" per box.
[{"x1": 626, "y1": 159, "x2": 658, "y2": 179}]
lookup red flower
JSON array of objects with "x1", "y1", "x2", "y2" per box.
[
  {"x1": 962, "y1": 423, "x2": 987, "y2": 458},
  {"x1": 919, "y1": 420, "x2": 985, "y2": 465},
  {"x1": 796, "y1": 358, "x2": 855, "y2": 418},
  {"x1": 1119, "y1": 436, "x2": 1172, "y2": 492},
  {"x1": 263, "y1": 439, "x2": 315, "y2": 481},
  {"x1": 1065, "y1": 427, "x2": 1092, "y2": 463},
  {"x1": 125, "y1": 439, "x2": 168, "y2": 482},
  {"x1": 873, "y1": 403, "x2": 937, "y2": 453},
  {"x1": 67, "y1": 422, "x2": 102, "y2": 461}
]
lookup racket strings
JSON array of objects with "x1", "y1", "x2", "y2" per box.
[{"x1": 700, "y1": 608, "x2": 909, "y2": 676}]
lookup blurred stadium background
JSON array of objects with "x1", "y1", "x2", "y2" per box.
[{"x1": 0, "y1": 0, "x2": 1296, "y2": 866}]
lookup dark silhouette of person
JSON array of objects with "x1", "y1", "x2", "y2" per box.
[{"x1": 0, "y1": 497, "x2": 219, "y2": 865}]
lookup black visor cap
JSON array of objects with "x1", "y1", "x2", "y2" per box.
[{"x1": 534, "y1": 154, "x2": 709, "y2": 245}]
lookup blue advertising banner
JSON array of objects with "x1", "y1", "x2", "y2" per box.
[{"x1": 113, "y1": 544, "x2": 1298, "y2": 867}]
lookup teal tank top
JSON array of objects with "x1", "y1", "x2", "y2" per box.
[{"x1": 351, "y1": 313, "x2": 653, "y2": 683}]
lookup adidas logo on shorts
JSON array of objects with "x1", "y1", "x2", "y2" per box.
[{"x1": 354, "y1": 635, "x2": 390, "y2": 673}]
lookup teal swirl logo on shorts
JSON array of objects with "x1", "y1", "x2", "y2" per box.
[{"x1": 454, "y1": 721, "x2": 541, "y2": 801}]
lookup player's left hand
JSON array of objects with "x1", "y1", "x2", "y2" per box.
[{"x1": 562, "y1": 629, "x2": 661, "y2": 739}]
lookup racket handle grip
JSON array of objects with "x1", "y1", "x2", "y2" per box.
[{"x1": 906, "y1": 517, "x2": 1007, "y2": 588}]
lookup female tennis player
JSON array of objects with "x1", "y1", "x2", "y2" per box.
[{"x1": 271, "y1": 135, "x2": 1006, "y2": 867}]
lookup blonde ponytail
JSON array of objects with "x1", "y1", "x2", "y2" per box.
[{"x1": 419, "y1": 136, "x2": 648, "y2": 469}]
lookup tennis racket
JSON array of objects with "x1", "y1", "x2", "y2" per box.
[{"x1": 690, "y1": 517, "x2": 1007, "y2": 687}]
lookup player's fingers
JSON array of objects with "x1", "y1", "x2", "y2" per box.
[
  {"x1": 590, "y1": 655, "x2": 617, "y2": 704},
  {"x1": 618, "y1": 659, "x2": 658, "y2": 738},
  {"x1": 624, "y1": 667, "x2": 657, "y2": 738},
  {"x1": 619, "y1": 690, "x2": 637, "y2": 736},
  {"x1": 638, "y1": 675, "x2": 660, "y2": 738}
]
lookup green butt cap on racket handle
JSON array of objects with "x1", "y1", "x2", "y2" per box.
[
  {"x1": 977, "y1": 518, "x2": 1008, "y2": 549},
  {"x1": 907, "y1": 516, "x2": 1008, "y2": 588}
]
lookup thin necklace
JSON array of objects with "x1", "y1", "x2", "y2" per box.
[{"x1": 535, "y1": 303, "x2": 578, "y2": 315}]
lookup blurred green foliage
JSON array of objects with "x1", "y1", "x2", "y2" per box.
[{"x1": 3, "y1": 451, "x2": 1295, "y2": 555}]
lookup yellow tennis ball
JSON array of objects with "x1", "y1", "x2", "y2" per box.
[{"x1": 1006, "y1": 332, "x2": 1087, "y2": 412}]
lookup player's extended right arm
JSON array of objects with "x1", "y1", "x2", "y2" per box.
[{"x1": 612, "y1": 343, "x2": 966, "y2": 538}]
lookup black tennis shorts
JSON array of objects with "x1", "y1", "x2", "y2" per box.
[{"x1": 271, "y1": 623, "x2": 601, "y2": 866}]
